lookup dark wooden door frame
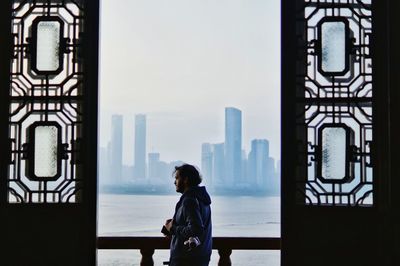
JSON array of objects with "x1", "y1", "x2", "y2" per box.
[
  {"x1": 281, "y1": 0, "x2": 395, "y2": 265},
  {"x1": 0, "y1": 1, "x2": 99, "y2": 265}
]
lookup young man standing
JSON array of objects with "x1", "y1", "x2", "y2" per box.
[{"x1": 163, "y1": 164, "x2": 212, "y2": 266}]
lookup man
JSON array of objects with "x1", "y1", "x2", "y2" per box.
[{"x1": 163, "y1": 164, "x2": 212, "y2": 266}]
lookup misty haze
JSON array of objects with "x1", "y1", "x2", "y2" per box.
[{"x1": 98, "y1": 0, "x2": 280, "y2": 264}]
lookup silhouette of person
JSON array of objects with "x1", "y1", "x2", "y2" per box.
[{"x1": 163, "y1": 164, "x2": 212, "y2": 266}]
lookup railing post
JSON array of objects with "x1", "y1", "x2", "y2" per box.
[
  {"x1": 140, "y1": 248, "x2": 155, "y2": 266},
  {"x1": 218, "y1": 248, "x2": 232, "y2": 266}
]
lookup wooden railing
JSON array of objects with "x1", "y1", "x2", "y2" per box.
[{"x1": 97, "y1": 237, "x2": 281, "y2": 266}]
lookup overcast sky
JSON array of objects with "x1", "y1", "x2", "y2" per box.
[{"x1": 99, "y1": 0, "x2": 281, "y2": 167}]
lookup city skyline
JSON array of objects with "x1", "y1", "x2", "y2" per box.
[
  {"x1": 99, "y1": 107, "x2": 279, "y2": 194},
  {"x1": 100, "y1": 108, "x2": 279, "y2": 171},
  {"x1": 99, "y1": 108, "x2": 280, "y2": 168}
]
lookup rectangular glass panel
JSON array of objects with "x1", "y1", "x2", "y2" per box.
[
  {"x1": 34, "y1": 125, "x2": 58, "y2": 177},
  {"x1": 37, "y1": 21, "x2": 61, "y2": 71},
  {"x1": 321, "y1": 127, "x2": 346, "y2": 180},
  {"x1": 321, "y1": 21, "x2": 346, "y2": 73}
]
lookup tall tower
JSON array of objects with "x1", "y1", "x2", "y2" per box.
[
  {"x1": 248, "y1": 139, "x2": 269, "y2": 187},
  {"x1": 248, "y1": 139, "x2": 276, "y2": 193},
  {"x1": 212, "y1": 143, "x2": 225, "y2": 187},
  {"x1": 148, "y1": 152, "x2": 160, "y2": 179},
  {"x1": 134, "y1": 114, "x2": 146, "y2": 178},
  {"x1": 225, "y1": 107, "x2": 242, "y2": 186},
  {"x1": 201, "y1": 143, "x2": 213, "y2": 187},
  {"x1": 110, "y1": 114, "x2": 123, "y2": 183}
]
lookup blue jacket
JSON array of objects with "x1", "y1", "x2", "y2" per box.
[{"x1": 170, "y1": 186, "x2": 212, "y2": 262}]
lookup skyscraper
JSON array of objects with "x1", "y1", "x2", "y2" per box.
[
  {"x1": 148, "y1": 152, "x2": 160, "y2": 179},
  {"x1": 247, "y1": 139, "x2": 276, "y2": 193},
  {"x1": 212, "y1": 143, "x2": 225, "y2": 186},
  {"x1": 110, "y1": 114, "x2": 123, "y2": 183},
  {"x1": 134, "y1": 114, "x2": 146, "y2": 179},
  {"x1": 248, "y1": 139, "x2": 268, "y2": 187},
  {"x1": 225, "y1": 107, "x2": 242, "y2": 186},
  {"x1": 201, "y1": 143, "x2": 213, "y2": 187}
]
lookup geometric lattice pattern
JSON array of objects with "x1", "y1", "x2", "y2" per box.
[
  {"x1": 296, "y1": 0, "x2": 373, "y2": 206},
  {"x1": 8, "y1": 0, "x2": 85, "y2": 203}
]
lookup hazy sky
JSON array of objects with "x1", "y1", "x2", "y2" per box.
[{"x1": 99, "y1": 0, "x2": 281, "y2": 167}]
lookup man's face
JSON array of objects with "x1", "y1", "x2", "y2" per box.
[{"x1": 174, "y1": 171, "x2": 186, "y2": 193}]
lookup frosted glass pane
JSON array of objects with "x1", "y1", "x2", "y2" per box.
[
  {"x1": 321, "y1": 127, "x2": 346, "y2": 180},
  {"x1": 34, "y1": 126, "x2": 58, "y2": 177},
  {"x1": 36, "y1": 21, "x2": 61, "y2": 71},
  {"x1": 321, "y1": 21, "x2": 346, "y2": 73}
]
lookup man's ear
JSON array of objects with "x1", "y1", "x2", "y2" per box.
[{"x1": 183, "y1": 176, "x2": 189, "y2": 186}]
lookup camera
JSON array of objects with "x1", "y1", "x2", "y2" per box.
[
  {"x1": 161, "y1": 225, "x2": 171, "y2": 236},
  {"x1": 184, "y1": 236, "x2": 201, "y2": 250}
]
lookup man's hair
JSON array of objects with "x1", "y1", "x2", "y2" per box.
[{"x1": 174, "y1": 164, "x2": 202, "y2": 187}]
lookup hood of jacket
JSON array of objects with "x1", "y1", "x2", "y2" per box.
[{"x1": 183, "y1": 186, "x2": 211, "y2": 205}]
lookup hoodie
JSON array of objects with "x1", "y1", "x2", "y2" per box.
[{"x1": 169, "y1": 186, "x2": 212, "y2": 263}]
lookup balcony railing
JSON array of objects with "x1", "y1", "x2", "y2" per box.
[{"x1": 97, "y1": 236, "x2": 281, "y2": 266}]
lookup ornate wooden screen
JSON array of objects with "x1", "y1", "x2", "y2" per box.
[
  {"x1": 0, "y1": 0, "x2": 99, "y2": 265},
  {"x1": 8, "y1": 0, "x2": 86, "y2": 203},
  {"x1": 295, "y1": 0, "x2": 373, "y2": 206}
]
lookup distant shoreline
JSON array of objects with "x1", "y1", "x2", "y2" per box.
[{"x1": 99, "y1": 184, "x2": 279, "y2": 197}]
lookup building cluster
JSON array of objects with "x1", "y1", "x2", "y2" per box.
[
  {"x1": 99, "y1": 107, "x2": 279, "y2": 195},
  {"x1": 201, "y1": 107, "x2": 279, "y2": 195},
  {"x1": 99, "y1": 114, "x2": 183, "y2": 189}
]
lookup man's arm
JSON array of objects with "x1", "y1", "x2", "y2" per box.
[{"x1": 170, "y1": 198, "x2": 204, "y2": 240}]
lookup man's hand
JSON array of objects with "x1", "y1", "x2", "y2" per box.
[
  {"x1": 165, "y1": 218, "x2": 173, "y2": 232},
  {"x1": 161, "y1": 218, "x2": 173, "y2": 238}
]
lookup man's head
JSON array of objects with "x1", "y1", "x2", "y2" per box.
[{"x1": 173, "y1": 164, "x2": 202, "y2": 193}]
